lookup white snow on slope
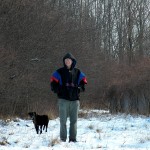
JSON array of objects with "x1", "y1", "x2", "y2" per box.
[{"x1": 0, "y1": 110, "x2": 150, "y2": 150}]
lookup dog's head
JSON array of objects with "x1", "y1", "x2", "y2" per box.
[{"x1": 28, "y1": 112, "x2": 36, "y2": 120}]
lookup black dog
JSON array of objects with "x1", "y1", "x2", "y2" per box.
[{"x1": 28, "y1": 112, "x2": 49, "y2": 134}]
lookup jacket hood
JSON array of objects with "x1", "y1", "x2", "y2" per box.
[{"x1": 63, "y1": 53, "x2": 76, "y2": 69}]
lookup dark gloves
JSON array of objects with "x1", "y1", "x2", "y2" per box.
[
  {"x1": 51, "y1": 82, "x2": 60, "y2": 93},
  {"x1": 79, "y1": 80, "x2": 85, "y2": 92}
]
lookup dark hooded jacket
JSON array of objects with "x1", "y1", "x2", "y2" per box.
[{"x1": 51, "y1": 53, "x2": 87, "y2": 101}]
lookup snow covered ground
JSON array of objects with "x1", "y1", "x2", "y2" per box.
[{"x1": 0, "y1": 110, "x2": 150, "y2": 150}]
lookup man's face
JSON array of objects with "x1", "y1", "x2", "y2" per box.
[{"x1": 64, "y1": 58, "x2": 72, "y2": 69}]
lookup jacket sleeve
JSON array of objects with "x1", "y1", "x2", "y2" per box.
[
  {"x1": 50, "y1": 71, "x2": 61, "y2": 93},
  {"x1": 78, "y1": 72, "x2": 87, "y2": 92}
]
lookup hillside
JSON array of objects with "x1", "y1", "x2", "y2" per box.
[{"x1": 0, "y1": 110, "x2": 150, "y2": 149}]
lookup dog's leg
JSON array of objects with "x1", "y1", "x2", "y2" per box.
[
  {"x1": 43, "y1": 125, "x2": 45, "y2": 130},
  {"x1": 45, "y1": 124, "x2": 48, "y2": 132},
  {"x1": 40, "y1": 125, "x2": 42, "y2": 134},
  {"x1": 35, "y1": 125, "x2": 39, "y2": 134}
]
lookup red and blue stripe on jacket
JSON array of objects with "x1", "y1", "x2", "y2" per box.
[
  {"x1": 51, "y1": 70, "x2": 87, "y2": 86},
  {"x1": 50, "y1": 68, "x2": 87, "y2": 100}
]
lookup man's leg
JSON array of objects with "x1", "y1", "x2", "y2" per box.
[
  {"x1": 58, "y1": 99, "x2": 69, "y2": 141},
  {"x1": 69, "y1": 100, "x2": 80, "y2": 141}
]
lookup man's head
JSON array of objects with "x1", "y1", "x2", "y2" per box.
[
  {"x1": 63, "y1": 53, "x2": 76, "y2": 70},
  {"x1": 64, "y1": 58, "x2": 73, "y2": 69}
]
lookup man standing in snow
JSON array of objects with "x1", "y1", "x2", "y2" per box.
[{"x1": 50, "y1": 53, "x2": 87, "y2": 142}]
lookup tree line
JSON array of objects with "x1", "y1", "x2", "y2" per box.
[{"x1": 0, "y1": 0, "x2": 150, "y2": 118}]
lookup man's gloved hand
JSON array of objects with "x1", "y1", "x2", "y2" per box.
[
  {"x1": 79, "y1": 80, "x2": 85, "y2": 92},
  {"x1": 51, "y1": 82, "x2": 59, "y2": 93}
]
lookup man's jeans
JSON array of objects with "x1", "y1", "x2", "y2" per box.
[{"x1": 58, "y1": 99, "x2": 80, "y2": 141}]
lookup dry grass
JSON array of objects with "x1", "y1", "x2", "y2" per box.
[
  {"x1": 48, "y1": 137, "x2": 60, "y2": 147},
  {"x1": 0, "y1": 137, "x2": 10, "y2": 146},
  {"x1": 78, "y1": 110, "x2": 89, "y2": 118},
  {"x1": 88, "y1": 124, "x2": 94, "y2": 130},
  {"x1": 96, "y1": 129, "x2": 102, "y2": 133},
  {"x1": 138, "y1": 135, "x2": 150, "y2": 144}
]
